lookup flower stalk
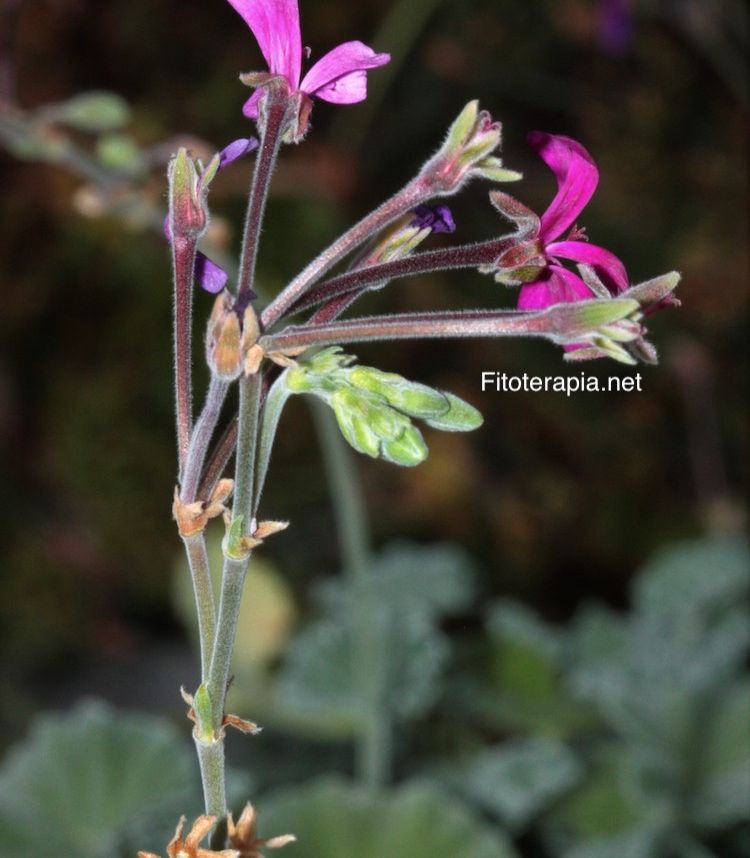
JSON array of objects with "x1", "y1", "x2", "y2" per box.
[
  {"x1": 259, "y1": 299, "x2": 643, "y2": 353},
  {"x1": 236, "y1": 85, "x2": 291, "y2": 305}
]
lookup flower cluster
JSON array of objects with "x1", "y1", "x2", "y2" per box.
[{"x1": 153, "y1": 0, "x2": 681, "y2": 855}]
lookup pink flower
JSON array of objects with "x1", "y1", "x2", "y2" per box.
[
  {"x1": 227, "y1": 0, "x2": 390, "y2": 120},
  {"x1": 512, "y1": 132, "x2": 629, "y2": 311}
]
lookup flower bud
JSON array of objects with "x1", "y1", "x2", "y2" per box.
[
  {"x1": 382, "y1": 424, "x2": 428, "y2": 467},
  {"x1": 423, "y1": 393, "x2": 484, "y2": 432},
  {"x1": 168, "y1": 148, "x2": 208, "y2": 241},
  {"x1": 205, "y1": 292, "x2": 243, "y2": 380},
  {"x1": 331, "y1": 388, "x2": 381, "y2": 459},
  {"x1": 205, "y1": 292, "x2": 263, "y2": 380},
  {"x1": 348, "y1": 366, "x2": 449, "y2": 418},
  {"x1": 421, "y1": 101, "x2": 521, "y2": 194},
  {"x1": 621, "y1": 271, "x2": 682, "y2": 314}
]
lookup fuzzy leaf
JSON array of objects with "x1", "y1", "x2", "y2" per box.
[
  {"x1": 460, "y1": 738, "x2": 583, "y2": 831},
  {"x1": 0, "y1": 700, "x2": 198, "y2": 858},
  {"x1": 262, "y1": 778, "x2": 519, "y2": 858}
]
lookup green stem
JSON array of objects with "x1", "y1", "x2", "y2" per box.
[
  {"x1": 194, "y1": 736, "x2": 227, "y2": 819},
  {"x1": 203, "y1": 373, "x2": 262, "y2": 814},
  {"x1": 181, "y1": 534, "x2": 217, "y2": 682},
  {"x1": 311, "y1": 401, "x2": 391, "y2": 790}
]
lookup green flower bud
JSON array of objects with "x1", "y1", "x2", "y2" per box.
[
  {"x1": 421, "y1": 100, "x2": 514, "y2": 194},
  {"x1": 382, "y1": 425, "x2": 428, "y2": 467},
  {"x1": 424, "y1": 393, "x2": 483, "y2": 432},
  {"x1": 285, "y1": 365, "x2": 315, "y2": 392},
  {"x1": 331, "y1": 389, "x2": 381, "y2": 459},
  {"x1": 368, "y1": 401, "x2": 409, "y2": 442},
  {"x1": 348, "y1": 367, "x2": 449, "y2": 418}
]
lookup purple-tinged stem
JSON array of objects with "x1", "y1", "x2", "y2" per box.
[
  {"x1": 199, "y1": 416, "x2": 238, "y2": 502},
  {"x1": 172, "y1": 235, "x2": 197, "y2": 472},
  {"x1": 282, "y1": 236, "x2": 514, "y2": 320},
  {"x1": 261, "y1": 175, "x2": 432, "y2": 329},
  {"x1": 180, "y1": 377, "x2": 229, "y2": 503},
  {"x1": 260, "y1": 306, "x2": 572, "y2": 352},
  {"x1": 236, "y1": 89, "x2": 290, "y2": 305}
]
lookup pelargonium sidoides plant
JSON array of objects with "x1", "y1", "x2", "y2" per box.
[{"x1": 151, "y1": 0, "x2": 681, "y2": 853}]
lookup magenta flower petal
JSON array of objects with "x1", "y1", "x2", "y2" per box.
[
  {"x1": 528, "y1": 132, "x2": 599, "y2": 243},
  {"x1": 300, "y1": 40, "x2": 390, "y2": 104},
  {"x1": 242, "y1": 89, "x2": 264, "y2": 119},
  {"x1": 195, "y1": 252, "x2": 228, "y2": 294},
  {"x1": 218, "y1": 137, "x2": 259, "y2": 168},
  {"x1": 547, "y1": 239, "x2": 629, "y2": 293},
  {"x1": 517, "y1": 264, "x2": 593, "y2": 310},
  {"x1": 226, "y1": 0, "x2": 302, "y2": 86}
]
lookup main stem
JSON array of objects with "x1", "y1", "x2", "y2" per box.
[
  {"x1": 312, "y1": 403, "x2": 391, "y2": 790},
  {"x1": 187, "y1": 85, "x2": 287, "y2": 822}
]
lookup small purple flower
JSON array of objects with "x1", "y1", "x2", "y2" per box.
[
  {"x1": 514, "y1": 132, "x2": 628, "y2": 312},
  {"x1": 218, "y1": 136, "x2": 259, "y2": 168},
  {"x1": 166, "y1": 137, "x2": 258, "y2": 294},
  {"x1": 226, "y1": 0, "x2": 390, "y2": 120},
  {"x1": 411, "y1": 204, "x2": 456, "y2": 235}
]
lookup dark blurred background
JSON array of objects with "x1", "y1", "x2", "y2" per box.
[{"x1": 0, "y1": 0, "x2": 747, "y2": 851}]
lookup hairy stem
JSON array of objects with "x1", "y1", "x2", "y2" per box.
[
  {"x1": 182, "y1": 534, "x2": 217, "y2": 682},
  {"x1": 312, "y1": 402, "x2": 391, "y2": 790},
  {"x1": 199, "y1": 416, "x2": 238, "y2": 502},
  {"x1": 181, "y1": 377, "x2": 229, "y2": 502},
  {"x1": 195, "y1": 737, "x2": 227, "y2": 819},
  {"x1": 261, "y1": 175, "x2": 432, "y2": 328},
  {"x1": 283, "y1": 236, "x2": 512, "y2": 319},
  {"x1": 206, "y1": 373, "x2": 261, "y2": 748},
  {"x1": 260, "y1": 306, "x2": 572, "y2": 352},
  {"x1": 172, "y1": 236, "x2": 197, "y2": 473},
  {"x1": 236, "y1": 90, "x2": 290, "y2": 305}
]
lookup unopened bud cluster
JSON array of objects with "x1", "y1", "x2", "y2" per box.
[
  {"x1": 286, "y1": 348, "x2": 483, "y2": 466},
  {"x1": 421, "y1": 101, "x2": 522, "y2": 195}
]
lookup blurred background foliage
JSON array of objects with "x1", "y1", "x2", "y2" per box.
[{"x1": 0, "y1": 0, "x2": 747, "y2": 856}]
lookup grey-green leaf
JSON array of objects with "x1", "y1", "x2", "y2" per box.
[
  {"x1": 262, "y1": 778, "x2": 520, "y2": 858},
  {"x1": 0, "y1": 700, "x2": 198, "y2": 858},
  {"x1": 461, "y1": 738, "x2": 583, "y2": 831}
]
